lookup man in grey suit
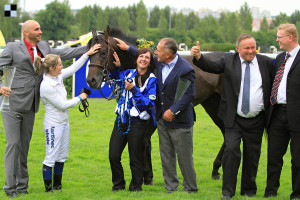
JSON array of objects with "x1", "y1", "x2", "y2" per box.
[{"x1": 0, "y1": 20, "x2": 88, "y2": 198}]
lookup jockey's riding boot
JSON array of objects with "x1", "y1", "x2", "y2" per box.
[
  {"x1": 44, "y1": 179, "x2": 53, "y2": 192},
  {"x1": 53, "y1": 174, "x2": 62, "y2": 190}
]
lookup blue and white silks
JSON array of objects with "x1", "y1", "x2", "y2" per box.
[{"x1": 109, "y1": 69, "x2": 157, "y2": 124}]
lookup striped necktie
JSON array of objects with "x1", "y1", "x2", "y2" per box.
[
  {"x1": 32, "y1": 46, "x2": 37, "y2": 71},
  {"x1": 241, "y1": 61, "x2": 250, "y2": 115},
  {"x1": 270, "y1": 53, "x2": 290, "y2": 105}
]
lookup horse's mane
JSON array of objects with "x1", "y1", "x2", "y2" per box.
[{"x1": 109, "y1": 27, "x2": 137, "y2": 47}]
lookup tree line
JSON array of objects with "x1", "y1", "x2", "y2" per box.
[{"x1": 1, "y1": 0, "x2": 300, "y2": 52}]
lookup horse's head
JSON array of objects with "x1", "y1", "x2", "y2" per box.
[{"x1": 86, "y1": 27, "x2": 116, "y2": 89}]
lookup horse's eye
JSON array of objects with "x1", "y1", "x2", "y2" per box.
[{"x1": 100, "y1": 51, "x2": 106, "y2": 57}]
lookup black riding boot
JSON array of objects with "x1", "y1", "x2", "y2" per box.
[
  {"x1": 53, "y1": 162, "x2": 64, "y2": 190},
  {"x1": 44, "y1": 179, "x2": 53, "y2": 192},
  {"x1": 53, "y1": 174, "x2": 62, "y2": 190}
]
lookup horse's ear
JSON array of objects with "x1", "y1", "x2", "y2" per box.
[
  {"x1": 104, "y1": 25, "x2": 110, "y2": 39},
  {"x1": 92, "y1": 28, "x2": 97, "y2": 37}
]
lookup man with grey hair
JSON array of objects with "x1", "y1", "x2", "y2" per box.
[
  {"x1": 0, "y1": 20, "x2": 88, "y2": 198},
  {"x1": 264, "y1": 23, "x2": 300, "y2": 199},
  {"x1": 191, "y1": 33, "x2": 273, "y2": 199}
]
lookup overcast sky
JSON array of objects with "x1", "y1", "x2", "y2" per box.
[{"x1": 20, "y1": 0, "x2": 297, "y2": 16}]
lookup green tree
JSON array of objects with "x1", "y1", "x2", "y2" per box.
[
  {"x1": 239, "y1": 2, "x2": 253, "y2": 32},
  {"x1": 199, "y1": 15, "x2": 224, "y2": 43},
  {"x1": 186, "y1": 12, "x2": 198, "y2": 30},
  {"x1": 96, "y1": 8, "x2": 108, "y2": 31},
  {"x1": 35, "y1": 0, "x2": 72, "y2": 40},
  {"x1": 158, "y1": 9, "x2": 168, "y2": 32},
  {"x1": 260, "y1": 16, "x2": 269, "y2": 32},
  {"x1": 136, "y1": 0, "x2": 148, "y2": 37},
  {"x1": 174, "y1": 12, "x2": 185, "y2": 35},
  {"x1": 220, "y1": 12, "x2": 241, "y2": 43},
  {"x1": 127, "y1": 5, "x2": 137, "y2": 31},
  {"x1": 107, "y1": 7, "x2": 121, "y2": 27},
  {"x1": 77, "y1": 6, "x2": 91, "y2": 35},
  {"x1": 271, "y1": 12, "x2": 290, "y2": 29},
  {"x1": 290, "y1": 10, "x2": 300, "y2": 25},
  {"x1": 149, "y1": 6, "x2": 160, "y2": 28},
  {"x1": 0, "y1": 0, "x2": 22, "y2": 40},
  {"x1": 118, "y1": 9, "x2": 130, "y2": 33}
]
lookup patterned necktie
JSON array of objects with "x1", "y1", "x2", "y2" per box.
[
  {"x1": 270, "y1": 53, "x2": 290, "y2": 105},
  {"x1": 241, "y1": 61, "x2": 250, "y2": 115},
  {"x1": 32, "y1": 46, "x2": 38, "y2": 71}
]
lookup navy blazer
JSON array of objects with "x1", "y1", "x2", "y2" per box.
[
  {"x1": 128, "y1": 46, "x2": 196, "y2": 129},
  {"x1": 193, "y1": 52, "x2": 273, "y2": 128},
  {"x1": 267, "y1": 49, "x2": 300, "y2": 130}
]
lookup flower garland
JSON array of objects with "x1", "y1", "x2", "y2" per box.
[{"x1": 137, "y1": 38, "x2": 156, "y2": 53}]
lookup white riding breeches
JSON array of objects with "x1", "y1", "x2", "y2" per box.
[{"x1": 43, "y1": 123, "x2": 70, "y2": 167}]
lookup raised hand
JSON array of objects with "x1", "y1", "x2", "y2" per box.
[
  {"x1": 86, "y1": 44, "x2": 101, "y2": 56},
  {"x1": 190, "y1": 41, "x2": 201, "y2": 60},
  {"x1": 114, "y1": 37, "x2": 129, "y2": 50},
  {"x1": 113, "y1": 52, "x2": 121, "y2": 67}
]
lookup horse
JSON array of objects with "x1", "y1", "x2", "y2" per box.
[{"x1": 86, "y1": 26, "x2": 225, "y2": 180}]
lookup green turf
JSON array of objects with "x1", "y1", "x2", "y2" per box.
[{"x1": 0, "y1": 98, "x2": 292, "y2": 199}]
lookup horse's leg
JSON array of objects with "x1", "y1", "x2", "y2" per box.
[
  {"x1": 143, "y1": 117, "x2": 156, "y2": 185},
  {"x1": 201, "y1": 92, "x2": 225, "y2": 180}
]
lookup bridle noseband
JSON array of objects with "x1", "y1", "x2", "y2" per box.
[{"x1": 89, "y1": 36, "x2": 112, "y2": 83}]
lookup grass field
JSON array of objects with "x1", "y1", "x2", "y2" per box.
[{"x1": 0, "y1": 98, "x2": 292, "y2": 200}]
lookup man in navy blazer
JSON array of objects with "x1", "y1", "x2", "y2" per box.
[
  {"x1": 116, "y1": 37, "x2": 197, "y2": 193},
  {"x1": 264, "y1": 23, "x2": 300, "y2": 200},
  {"x1": 191, "y1": 33, "x2": 273, "y2": 199}
]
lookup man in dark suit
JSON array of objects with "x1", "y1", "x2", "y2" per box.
[
  {"x1": 264, "y1": 23, "x2": 300, "y2": 200},
  {"x1": 0, "y1": 20, "x2": 87, "y2": 197},
  {"x1": 115, "y1": 37, "x2": 197, "y2": 193},
  {"x1": 191, "y1": 33, "x2": 273, "y2": 199}
]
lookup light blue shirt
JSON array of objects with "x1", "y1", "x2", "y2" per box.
[{"x1": 162, "y1": 55, "x2": 178, "y2": 84}]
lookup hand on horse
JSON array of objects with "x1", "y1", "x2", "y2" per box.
[
  {"x1": 79, "y1": 92, "x2": 88, "y2": 100},
  {"x1": 86, "y1": 44, "x2": 101, "y2": 56},
  {"x1": 163, "y1": 109, "x2": 174, "y2": 122},
  {"x1": 0, "y1": 86, "x2": 11, "y2": 97},
  {"x1": 125, "y1": 80, "x2": 134, "y2": 90},
  {"x1": 190, "y1": 41, "x2": 202, "y2": 60},
  {"x1": 113, "y1": 52, "x2": 121, "y2": 67},
  {"x1": 114, "y1": 37, "x2": 129, "y2": 51}
]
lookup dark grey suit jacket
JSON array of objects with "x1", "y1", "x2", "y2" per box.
[
  {"x1": 193, "y1": 52, "x2": 273, "y2": 128},
  {"x1": 267, "y1": 49, "x2": 300, "y2": 130},
  {"x1": 0, "y1": 40, "x2": 88, "y2": 113}
]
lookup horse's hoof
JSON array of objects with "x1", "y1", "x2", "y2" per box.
[{"x1": 212, "y1": 173, "x2": 221, "y2": 180}]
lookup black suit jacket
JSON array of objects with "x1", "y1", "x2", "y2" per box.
[
  {"x1": 193, "y1": 52, "x2": 273, "y2": 128},
  {"x1": 267, "y1": 49, "x2": 300, "y2": 130}
]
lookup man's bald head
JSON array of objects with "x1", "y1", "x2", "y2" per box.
[{"x1": 22, "y1": 20, "x2": 42, "y2": 44}]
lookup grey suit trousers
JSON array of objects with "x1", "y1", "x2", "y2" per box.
[
  {"x1": 1, "y1": 105, "x2": 35, "y2": 193},
  {"x1": 157, "y1": 117, "x2": 198, "y2": 192}
]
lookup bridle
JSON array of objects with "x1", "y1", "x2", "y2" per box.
[
  {"x1": 88, "y1": 34, "x2": 119, "y2": 100},
  {"x1": 89, "y1": 36, "x2": 112, "y2": 83}
]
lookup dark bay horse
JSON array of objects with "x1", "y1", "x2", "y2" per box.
[{"x1": 86, "y1": 27, "x2": 225, "y2": 180}]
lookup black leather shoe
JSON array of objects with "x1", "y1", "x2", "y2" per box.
[
  {"x1": 17, "y1": 190, "x2": 28, "y2": 195},
  {"x1": 144, "y1": 179, "x2": 154, "y2": 185},
  {"x1": 241, "y1": 192, "x2": 256, "y2": 197},
  {"x1": 112, "y1": 188, "x2": 125, "y2": 192},
  {"x1": 221, "y1": 196, "x2": 231, "y2": 200},
  {"x1": 6, "y1": 192, "x2": 18, "y2": 198},
  {"x1": 264, "y1": 193, "x2": 277, "y2": 198}
]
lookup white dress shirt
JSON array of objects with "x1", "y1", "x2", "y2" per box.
[
  {"x1": 277, "y1": 45, "x2": 300, "y2": 104},
  {"x1": 237, "y1": 56, "x2": 264, "y2": 118},
  {"x1": 161, "y1": 55, "x2": 178, "y2": 84}
]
